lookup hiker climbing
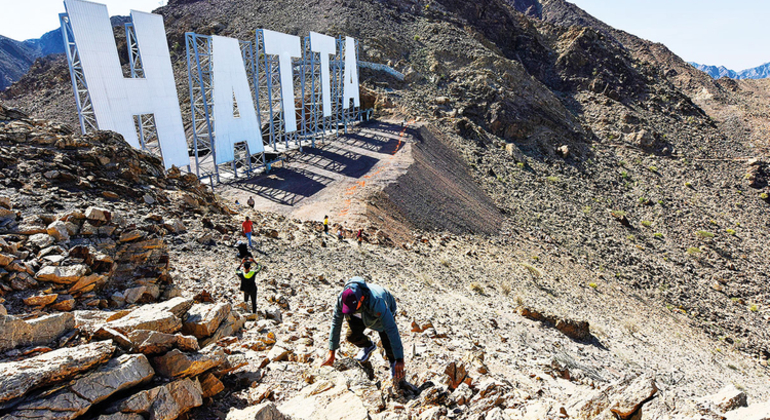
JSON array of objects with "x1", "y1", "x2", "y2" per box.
[
  {"x1": 236, "y1": 258, "x2": 261, "y2": 314},
  {"x1": 322, "y1": 276, "x2": 405, "y2": 382},
  {"x1": 236, "y1": 240, "x2": 252, "y2": 259},
  {"x1": 242, "y1": 216, "x2": 254, "y2": 248}
]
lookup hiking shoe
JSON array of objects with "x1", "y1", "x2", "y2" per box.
[{"x1": 354, "y1": 344, "x2": 377, "y2": 362}]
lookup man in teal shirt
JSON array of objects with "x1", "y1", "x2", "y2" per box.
[{"x1": 322, "y1": 277, "x2": 405, "y2": 382}]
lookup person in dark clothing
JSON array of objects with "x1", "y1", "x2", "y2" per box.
[
  {"x1": 236, "y1": 259, "x2": 261, "y2": 313},
  {"x1": 236, "y1": 241, "x2": 252, "y2": 259},
  {"x1": 322, "y1": 277, "x2": 405, "y2": 382}
]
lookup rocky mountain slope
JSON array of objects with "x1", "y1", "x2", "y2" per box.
[
  {"x1": 1, "y1": 103, "x2": 769, "y2": 420},
  {"x1": 1, "y1": 0, "x2": 770, "y2": 419},
  {"x1": 0, "y1": 28, "x2": 64, "y2": 91},
  {"x1": 691, "y1": 61, "x2": 770, "y2": 80},
  {"x1": 0, "y1": 36, "x2": 40, "y2": 92}
]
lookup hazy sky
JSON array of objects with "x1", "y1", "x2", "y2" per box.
[
  {"x1": 0, "y1": 0, "x2": 766, "y2": 70},
  {"x1": 569, "y1": 0, "x2": 767, "y2": 70}
]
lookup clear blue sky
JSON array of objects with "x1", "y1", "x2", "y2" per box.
[
  {"x1": 0, "y1": 0, "x2": 765, "y2": 70},
  {"x1": 569, "y1": 0, "x2": 768, "y2": 70},
  {"x1": 0, "y1": 1, "x2": 166, "y2": 41}
]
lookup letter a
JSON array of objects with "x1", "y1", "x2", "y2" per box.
[
  {"x1": 211, "y1": 36, "x2": 264, "y2": 165},
  {"x1": 342, "y1": 36, "x2": 360, "y2": 110},
  {"x1": 63, "y1": 0, "x2": 188, "y2": 169}
]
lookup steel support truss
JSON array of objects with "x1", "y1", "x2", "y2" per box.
[
  {"x1": 61, "y1": 14, "x2": 165, "y2": 162},
  {"x1": 186, "y1": 33, "x2": 264, "y2": 185},
  {"x1": 60, "y1": 13, "x2": 97, "y2": 135}
]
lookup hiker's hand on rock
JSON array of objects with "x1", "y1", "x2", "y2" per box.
[
  {"x1": 321, "y1": 350, "x2": 335, "y2": 366},
  {"x1": 393, "y1": 361, "x2": 405, "y2": 381}
]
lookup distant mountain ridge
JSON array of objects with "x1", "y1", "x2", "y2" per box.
[
  {"x1": 0, "y1": 15, "x2": 133, "y2": 92},
  {"x1": 690, "y1": 61, "x2": 770, "y2": 80},
  {"x1": 0, "y1": 29, "x2": 64, "y2": 91}
]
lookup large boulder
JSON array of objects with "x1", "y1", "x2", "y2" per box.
[
  {"x1": 35, "y1": 265, "x2": 89, "y2": 284},
  {"x1": 280, "y1": 367, "x2": 370, "y2": 420},
  {"x1": 117, "y1": 377, "x2": 203, "y2": 420},
  {"x1": 227, "y1": 402, "x2": 291, "y2": 420},
  {"x1": 128, "y1": 330, "x2": 199, "y2": 355},
  {"x1": 697, "y1": 384, "x2": 748, "y2": 414},
  {"x1": 46, "y1": 221, "x2": 70, "y2": 242},
  {"x1": 182, "y1": 303, "x2": 231, "y2": 339},
  {"x1": 85, "y1": 207, "x2": 112, "y2": 224},
  {"x1": 6, "y1": 354, "x2": 154, "y2": 420},
  {"x1": 725, "y1": 401, "x2": 770, "y2": 420},
  {"x1": 0, "y1": 313, "x2": 75, "y2": 351},
  {"x1": 201, "y1": 311, "x2": 245, "y2": 347},
  {"x1": 0, "y1": 341, "x2": 115, "y2": 403},
  {"x1": 151, "y1": 347, "x2": 226, "y2": 379},
  {"x1": 107, "y1": 297, "x2": 193, "y2": 335},
  {"x1": 609, "y1": 375, "x2": 657, "y2": 420}
]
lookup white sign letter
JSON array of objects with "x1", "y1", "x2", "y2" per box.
[
  {"x1": 211, "y1": 36, "x2": 264, "y2": 165},
  {"x1": 64, "y1": 0, "x2": 188, "y2": 169},
  {"x1": 261, "y1": 30, "x2": 302, "y2": 133},
  {"x1": 342, "y1": 36, "x2": 360, "y2": 110},
  {"x1": 309, "y1": 32, "x2": 336, "y2": 117}
]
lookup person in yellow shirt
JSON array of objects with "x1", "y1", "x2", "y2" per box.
[{"x1": 236, "y1": 259, "x2": 261, "y2": 313}]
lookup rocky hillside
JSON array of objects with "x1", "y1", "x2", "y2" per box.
[
  {"x1": 2, "y1": 102, "x2": 770, "y2": 420},
  {"x1": 1, "y1": 0, "x2": 770, "y2": 419},
  {"x1": 0, "y1": 28, "x2": 64, "y2": 91},
  {"x1": 0, "y1": 36, "x2": 40, "y2": 91}
]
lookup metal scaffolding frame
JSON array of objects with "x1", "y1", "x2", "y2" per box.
[
  {"x1": 125, "y1": 22, "x2": 163, "y2": 160},
  {"x1": 185, "y1": 32, "x2": 264, "y2": 185},
  {"x1": 61, "y1": 12, "x2": 396, "y2": 188},
  {"x1": 60, "y1": 13, "x2": 97, "y2": 135}
]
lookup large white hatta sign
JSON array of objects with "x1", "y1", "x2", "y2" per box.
[{"x1": 60, "y1": 0, "x2": 361, "y2": 173}]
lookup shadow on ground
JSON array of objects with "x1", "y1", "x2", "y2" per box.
[{"x1": 228, "y1": 120, "x2": 413, "y2": 206}]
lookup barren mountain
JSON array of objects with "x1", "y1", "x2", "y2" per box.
[{"x1": 1, "y1": 0, "x2": 770, "y2": 419}]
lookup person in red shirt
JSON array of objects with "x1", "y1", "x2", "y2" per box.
[{"x1": 242, "y1": 217, "x2": 254, "y2": 248}]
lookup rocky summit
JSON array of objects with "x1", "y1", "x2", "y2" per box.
[{"x1": 1, "y1": 0, "x2": 770, "y2": 419}]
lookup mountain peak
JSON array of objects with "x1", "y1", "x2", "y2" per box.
[{"x1": 691, "y1": 61, "x2": 770, "y2": 80}]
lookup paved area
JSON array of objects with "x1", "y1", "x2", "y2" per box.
[{"x1": 220, "y1": 120, "x2": 416, "y2": 227}]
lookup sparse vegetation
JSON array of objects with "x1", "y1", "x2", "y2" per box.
[
  {"x1": 520, "y1": 263, "x2": 542, "y2": 278},
  {"x1": 726, "y1": 228, "x2": 736, "y2": 235},
  {"x1": 696, "y1": 230, "x2": 715, "y2": 239},
  {"x1": 648, "y1": 166, "x2": 658, "y2": 173},
  {"x1": 623, "y1": 320, "x2": 639, "y2": 334},
  {"x1": 469, "y1": 282, "x2": 484, "y2": 294},
  {"x1": 654, "y1": 232, "x2": 664, "y2": 238},
  {"x1": 611, "y1": 210, "x2": 626, "y2": 218},
  {"x1": 588, "y1": 282, "x2": 598, "y2": 289},
  {"x1": 517, "y1": 162, "x2": 525, "y2": 169},
  {"x1": 687, "y1": 247, "x2": 701, "y2": 255},
  {"x1": 750, "y1": 304, "x2": 758, "y2": 312},
  {"x1": 500, "y1": 282, "x2": 511, "y2": 295},
  {"x1": 546, "y1": 176, "x2": 559, "y2": 183},
  {"x1": 761, "y1": 193, "x2": 769, "y2": 200}
]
